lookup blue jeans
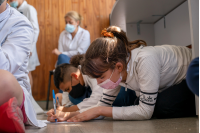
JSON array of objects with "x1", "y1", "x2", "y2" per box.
[
  {"x1": 57, "y1": 54, "x2": 71, "y2": 66},
  {"x1": 57, "y1": 54, "x2": 71, "y2": 93},
  {"x1": 186, "y1": 57, "x2": 199, "y2": 96}
]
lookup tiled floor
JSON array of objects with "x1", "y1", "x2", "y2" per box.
[
  {"x1": 26, "y1": 114, "x2": 199, "y2": 133},
  {"x1": 25, "y1": 101, "x2": 199, "y2": 133}
]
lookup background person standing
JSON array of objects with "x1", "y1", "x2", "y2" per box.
[
  {"x1": 9, "y1": 0, "x2": 43, "y2": 114},
  {"x1": 9, "y1": 0, "x2": 40, "y2": 89}
]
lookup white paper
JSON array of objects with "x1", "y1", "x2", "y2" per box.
[{"x1": 40, "y1": 120, "x2": 75, "y2": 124}]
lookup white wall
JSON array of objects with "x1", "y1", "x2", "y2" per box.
[
  {"x1": 188, "y1": 0, "x2": 199, "y2": 58},
  {"x1": 154, "y1": 1, "x2": 191, "y2": 46},
  {"x1": 188, "y1": 0, "x2": 199, "y2": 116},
  {"x1": 126, "y1": 24, "x2": 155, "y2": 46}
]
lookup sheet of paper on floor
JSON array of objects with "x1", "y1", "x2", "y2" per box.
[{"x1": 40, "y1": 120, "x2": 78, "y2": 124}]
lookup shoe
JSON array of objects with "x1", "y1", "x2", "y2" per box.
[{"x1": 0, "y1": 97, "x2": 25, "y2": 133}]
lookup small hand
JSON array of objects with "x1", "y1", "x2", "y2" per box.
[
  {"x1": 52, "y1": 48, "x2": 61, "y2": 56},
  {"x1": 67, "y1": 107, "x2": 101, "y2": 122},
  {"x1": 46, "y1": 109, "x2": 69, "y2": 122}
]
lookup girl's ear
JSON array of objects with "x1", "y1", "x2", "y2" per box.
[{"x1": 115, "y1": 62, "x2": 123, "y2": 72}]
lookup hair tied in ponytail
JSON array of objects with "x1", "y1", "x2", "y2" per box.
[{"x1": 101, "y1": 28, "x2": 114, "y2": 38}]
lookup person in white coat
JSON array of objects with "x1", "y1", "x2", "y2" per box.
[
  {"x1": 9, "y1": 0, "x2": 44, "y2": 115},
  {"x1": 9, "y1": 0, "x2": 40, "y2": 89},
  {"x1": 65, "y1": 26, "x2": 196, "y2": 122},
  {"x1": 52, "y1": 11, "x2": 90, "y2": 67},
  {"x1": 0, "y1": 1, "x2": 45, "y2": 132}
]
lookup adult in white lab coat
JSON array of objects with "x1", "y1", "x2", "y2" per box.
[
  {"x1": 9, "y1": 0, "x2": 44, "y2": 114},
  {"x1": 0, "y1": 1, "x2": 46, "y2": 131},
  {"x1": 9, "y1": 0, "x2": 40, "y2": 88},
  {"x1": 52, "y1": 11, "x2": 90, "y2": 66}
]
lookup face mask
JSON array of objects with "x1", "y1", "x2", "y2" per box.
[
  {"x1": 0, "y1": 0, "x2": 5, "y2": 6},
  {"x1": 69, "y1": 86, "x2": 92, "y2": 105},
  {"x1": 65, "y1": 24, "x2": 76, "y2": 33},
  {"x1": 10, "y1": 1, "x2": 18, "y2": 8},
  {"x1": 98, "y1": 69, "x2": 122, "y2": 89},
  {"x1": 69, "y1": 82, "x2": 86, "y2": 99}
]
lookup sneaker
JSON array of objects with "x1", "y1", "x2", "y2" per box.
[{"x1": 0, "y1": 97, "x2": 25, "y2": 133}]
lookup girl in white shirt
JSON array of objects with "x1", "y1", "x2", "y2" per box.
[
  {"x1": 66, "y1": 26, "x2": 195, "y2": 122},
  {"x1": 52, "y1": 11, "x2": 90, "y2": 65}
]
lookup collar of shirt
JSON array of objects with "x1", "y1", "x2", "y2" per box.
[
  {"x1": 78, "y1": 65, "x2": 89, "y2": 87},
  {"x1": 64, "y1": 26, "x2": 82, "y2": 40},
  {"x1": 119, "y1": 45, "x2": 144, "y2": 85},
  {"x1": 17, "y1": 0, "x2": 27, "y2": 11},
  {"x1": 0, "y1": 3, "x2": 10, "y2": 23}
]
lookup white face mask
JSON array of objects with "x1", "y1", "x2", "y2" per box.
[
  {"x1": 98, "y1": 69, "x2": 122, "y2": 89},
  {"x1": 65, "y1": 24, "x2": 76, "y2": 33}
]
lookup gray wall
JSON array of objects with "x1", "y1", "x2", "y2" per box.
[
  {"x1": 126, "y1": 24, "x2": 155, "y2": 46},
  {"x1": 154, "y1": 1, "x2": 191, "y2": 46},
  {"x1": 188, "y1": 0, "x2": 199, "y2": 58}
]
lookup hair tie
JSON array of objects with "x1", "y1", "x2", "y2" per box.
[{"x1": 101, "y1": 28, "x2": 114, "y2": 38}]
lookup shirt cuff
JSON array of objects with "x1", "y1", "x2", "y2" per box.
[
  {"x1": 77, "y1": 104, "x2": 81, "y2": 110},
  {"x1": 112, "y1": 107, "x2": 124, "y2": 120}
]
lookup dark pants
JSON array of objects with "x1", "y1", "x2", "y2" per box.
[
  {"x1": 186, "y1": 57, "x2": 199, "y2": 96},
  {"x1": 152, "y1": 80, "x2": 196, "y2": 119},
  {"x1": 69, "y1": 87, "x2": 137, "y2": 106},
  {"x1": 112, "y1": 87, "x2": 137, "y2": 107}
]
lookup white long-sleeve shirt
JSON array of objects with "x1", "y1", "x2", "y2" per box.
[
  {"x1": 58, "y1": 27, "x2": 90, "y2": 58},
  {"x1": 0, "y1": 4, "x2": 46, "y2": 127},
  {"x1": 77, "y1": 74, "x2": 103, "y2": 112},
  {"x1": 94, "y1": 45, "x2": 192, "y2": 120},
  {"x1": 17, "y1": 0, "x2": 40, "y2": 71}
]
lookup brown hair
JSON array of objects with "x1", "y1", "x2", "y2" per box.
[
  {"x1": 70, "y1": 54, "x2": 84, "y2": 68},
  {"x1": 81, "y1": 26, "x2": 147, "y2": 78}
]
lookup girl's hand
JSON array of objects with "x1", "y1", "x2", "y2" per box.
[
  {"x1": 46, "y1": 109, "x2": 68, "y2": 122},
  {"x1": 67, "y1": 107, "x2": 102, "y2": 122},
  {"x1": 52, "y1": 48, "x2": 61, "y2": 56},
  {"x1": 46, "y1": 109, "x2": 80, "y2": 122}
]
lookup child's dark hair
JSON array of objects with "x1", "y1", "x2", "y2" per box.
[
  {"x1": 70, "y1": 54, "x2": 84, "y2": 68},
  {"x1": 54, "y1": 54, "x2": 84, "y2": 89},
  {"x1": 81, "y1": 26, "x2": 147, "y2": 78}
]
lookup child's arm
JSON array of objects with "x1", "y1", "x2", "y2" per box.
[{"x1": 57, "y1": 105, "x2": 79, "y2": 112}]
